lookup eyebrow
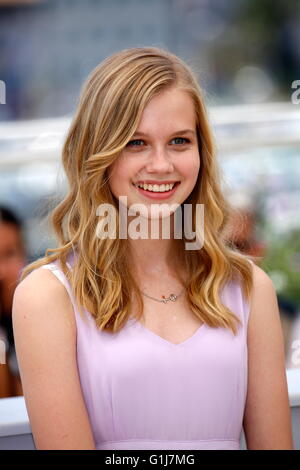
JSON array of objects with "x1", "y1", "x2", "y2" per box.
[{"x1": 132, "y1": 129, "x2": 196, "y2": 137}]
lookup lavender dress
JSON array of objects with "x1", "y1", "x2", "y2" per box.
[{"x1": 40, "y1": 252, "x2": 250, "y2": 450}]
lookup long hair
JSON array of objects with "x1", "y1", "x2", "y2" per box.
[{"x1": 20, "y1": 47, "x2": 260, "y2": 335}]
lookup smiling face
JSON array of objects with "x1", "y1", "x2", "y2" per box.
[{"x1": 108, "y1": 86, "x2": 201, "y2": 219}]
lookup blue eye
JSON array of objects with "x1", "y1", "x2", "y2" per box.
[
  {"x1": 126, "y1": 137, "x2": 191, "y2": 148},
  {"x1": 171, "y1": 137, "x2": 190, "y2": 145},
  {"x1": 126, "y1": 139, "x2": 145, "y2": 147}
]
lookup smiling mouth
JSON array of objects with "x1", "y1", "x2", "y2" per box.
[{"x1": 132, "y1": 182, "x2": 181, "y2": 193}]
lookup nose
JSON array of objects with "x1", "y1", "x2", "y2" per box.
[{"x1": 145, "y1": 147, "x2": 174, "y2": 173}]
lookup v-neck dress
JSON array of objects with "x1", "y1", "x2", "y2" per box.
[{"x1": 40, "y1": 252, "x2": 251, "y2": 450}]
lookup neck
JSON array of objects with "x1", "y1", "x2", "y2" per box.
[
  {"x1": 128, "y1": 239, "x2": 180, "y2": 275},
  {"x1": 125, "y1": 209, "x2": 187, "y2": 284}
]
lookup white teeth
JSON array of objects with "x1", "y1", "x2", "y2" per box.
[{"x1": 136, "y1": 183, "x2": 176, "y2": 192}]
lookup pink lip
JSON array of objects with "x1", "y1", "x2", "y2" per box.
[{"x1": 132, "y1": 182, "x2": 180, "y2": 200}]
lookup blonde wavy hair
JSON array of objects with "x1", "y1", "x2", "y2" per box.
[{"x1": 21, "y1": 47, "x2": 260, "y2": 335}]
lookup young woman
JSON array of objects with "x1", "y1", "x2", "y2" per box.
[{"x1": 12, "y1": 47, "x2": 293, "y2": 450}]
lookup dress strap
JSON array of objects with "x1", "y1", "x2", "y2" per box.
[{"x1": 40, "y1": 262, "x2": 79, "y2": 320}]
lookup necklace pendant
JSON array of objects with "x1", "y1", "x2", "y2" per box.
[{"x1": 161, "y1": 293, "x2": 177, "y2": 303}]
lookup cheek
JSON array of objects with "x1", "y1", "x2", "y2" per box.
[
  {"x1": 108, "y1": 161, "x2": 123, "y2": 186},
  {"x1": 181, "y1": 152, "x2": 200, "y2": 178},
  {"x1": 108, "y1": 161, "x2": 132, "y2": 198}
]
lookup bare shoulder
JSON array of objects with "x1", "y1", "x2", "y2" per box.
[
  {"x1": 247, "y1": 262, "x2": 281, "y2": 332},
  {"x1": 12, "y1": 266, "x2": 95, "y2": 449},
  {"x1": 13, "y1": 265, "x2": 76, "y2": 333},
  {"x1": 243, "y1": 262, "x2": 294, "y2": 449},
  {"x1": 250, "y1": 261, "x2": 275, "y2": 292},
  {"x1": 247, "y1": 262, "x2": 285, "y2": 362},
  {"x1": 14, "y1": 265, "x2": 70, "y2": 304}
]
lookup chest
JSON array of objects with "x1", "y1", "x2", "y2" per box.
[{"x1": 131, "y1": 292, "x2": 203, "y2": 345}]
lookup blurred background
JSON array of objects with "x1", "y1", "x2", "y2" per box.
[{"x1": 0, "y1": 0, "x2": 300, "y2": 398}]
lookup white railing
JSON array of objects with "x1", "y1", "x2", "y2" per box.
[
  {"x1": 0, "y1": 102, "x2": 300, "y2": 168},
  {"x1": 0, "y1": 368, "x2": 299, "y2": 450}
]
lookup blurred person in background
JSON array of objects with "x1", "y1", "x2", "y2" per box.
[{"x1": 0, "y1": 206, "x2": 26, "y2": 397}]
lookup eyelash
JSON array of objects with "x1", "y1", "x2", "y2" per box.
[{"x1": 126, "y1": 137, "x2": 191, "y2": 147}]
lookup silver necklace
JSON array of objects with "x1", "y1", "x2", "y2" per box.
[{"x1": 140, "y1": 286, "x2": 186, "y2": 304}]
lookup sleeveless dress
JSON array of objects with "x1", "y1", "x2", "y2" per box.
[{"x1": 40, "y1": 252, "x2": 251, "y2": 450}]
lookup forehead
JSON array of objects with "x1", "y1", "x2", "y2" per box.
[{"x1": 135, "y1": 88, "x2": 196, "y2": 135}]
